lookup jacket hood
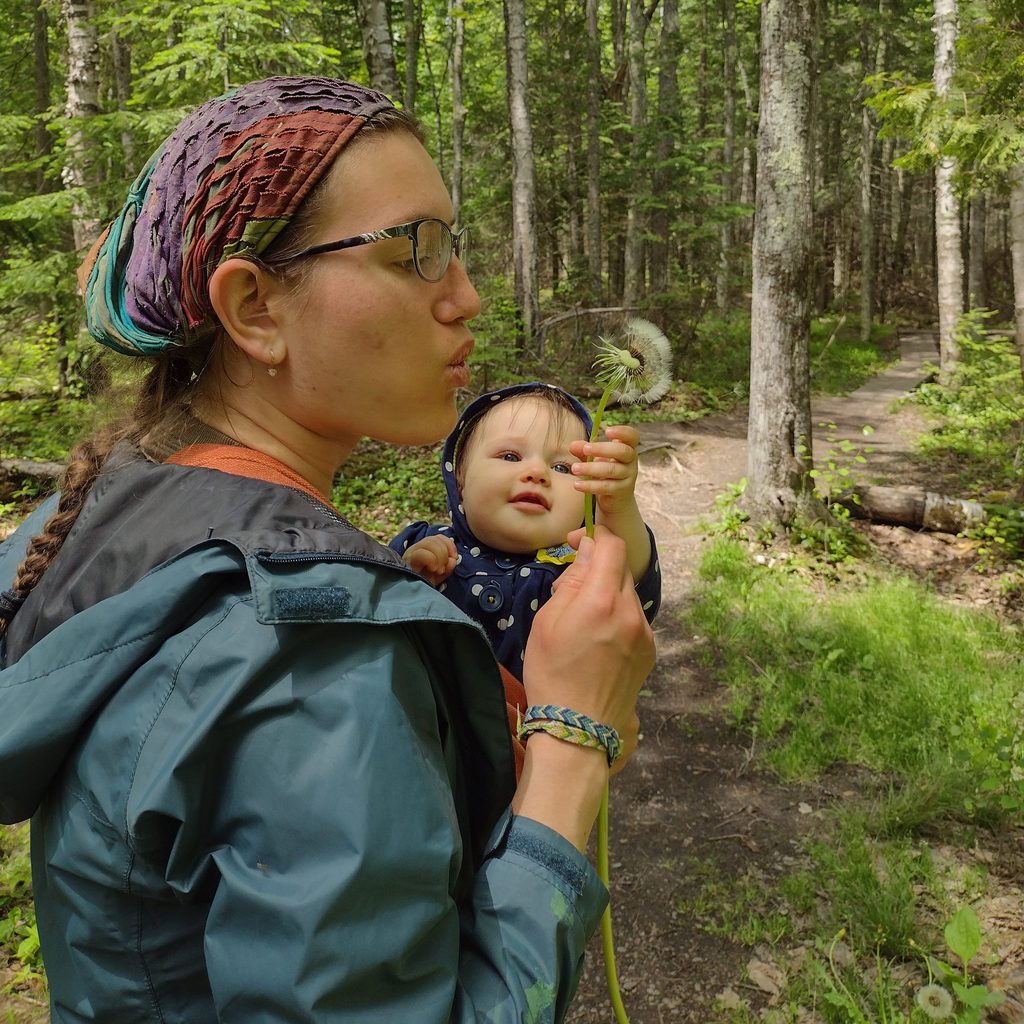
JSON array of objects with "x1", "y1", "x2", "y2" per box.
[{"x1": 441, "y1": 383, "x2": 592, "y2": 551}]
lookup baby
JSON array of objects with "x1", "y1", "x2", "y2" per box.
[{"x1": 390, "y1": 382, "x2": 660, "y2": 675}]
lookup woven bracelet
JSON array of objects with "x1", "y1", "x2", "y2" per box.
[{"x1": 517, "y1": 704, "x2": 623, "y2": 767}]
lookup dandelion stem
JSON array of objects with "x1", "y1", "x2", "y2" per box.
[
  {"x1": 584, "y1": 384, "x2": 614, "y2": 538},
  {"x1": 585, "y1": 382, "x2": 629, "y2": 1023},
  {"x1": 598, "y1": 788, "x2": 630, "y2": 1024}
]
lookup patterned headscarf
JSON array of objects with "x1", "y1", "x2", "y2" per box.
[{"x1": 81, "y1": 77, "x2": 395, "y2": 356}]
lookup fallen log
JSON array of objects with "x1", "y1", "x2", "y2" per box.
[
  {"x1": 0, "y1": 457, "x2": 65, "y2": 482},
  {"x1": 835, "y1": 485, "x2": 986, "y2": 534}
]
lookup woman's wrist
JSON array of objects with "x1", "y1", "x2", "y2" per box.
[{"x1": 511, "y1": 733, "x2": 609, "y2": 852}]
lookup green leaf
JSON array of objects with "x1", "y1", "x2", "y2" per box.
[
  {"x1": 945, "y1": 907, "x2": 982, "y2": 966},
  {"x1": 952, "y1": 982, "x2": 994, "y2": 1009}
]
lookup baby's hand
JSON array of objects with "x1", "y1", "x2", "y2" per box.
[
  {"x1": 570, "y1": 424, "x2": 641, "y2": 518},
  {"x1": 403, "y1": 535, "x2": 457, "y2": 586}
]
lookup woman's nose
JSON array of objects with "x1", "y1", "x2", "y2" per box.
[{"x1": 436, "y1": 255, "x2": 481, "y2": 322}]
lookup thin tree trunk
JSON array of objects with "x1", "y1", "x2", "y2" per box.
[
  {"x1": 33, "y1": 0, "x2": 50, "y2": 194},
  {"x1": 61, "y1": 0, "x2": 102, "y2": 253},
  {"x1": 585, "y1": 0, "x2": 603, "y2": 296},
  {"x1": 649, "y1": 0, "x2": 679, "y2": 294},
  {"x1": 504, "y1": 0, "x2": 539, "y2": 348},
  {"x1": 745, "y1": 0, "x2": 819, "y2": 528},
  {"x1": 404, "y1": 0, "x2": 420, "y2": 116},
  {"x1": 357, "y1": 0, "x2": 401, "y2": 100},
  {"x1": 933, "y1": 0, "x2": 962, "y2": 383},
  {"x1": 716, "y1": 0, "x2": 737, "y2": 311},
  {"x1": 876, "y1": 135, "x2": 894, "y2": 317},
  {"x1": 622, "y1": 0, "x2": 648, "y2": 304},
  {"x1": 110, "y1": 31, "x2": 135, "y2": 171},
  {"x1": 968, "y1": 193, "x2": 987, "y2": 309},
  {"x1": 449, "y1": 0, "x2": 465, "y2": 222},
  {"x1": 1009, "y1": 165, "x2": 1024, "y2": 381},
  {"x1": 859, "y1": 0, "x2": 887, "y2": 343}
]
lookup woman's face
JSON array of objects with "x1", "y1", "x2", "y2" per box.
[{"x1": 267, "y1": 130, "x2": 480, "y2": 452}]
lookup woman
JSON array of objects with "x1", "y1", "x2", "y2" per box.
[{"x1": 0, "y1": 77, "x2": 654, "y2": 1023}]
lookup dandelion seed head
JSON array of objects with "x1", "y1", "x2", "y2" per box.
[
  {"x1": 592, "y1": 317, "x2": 672, "y2": 405},
  {"x1": 915, "y1": 984, "x2": 954, "y2": 1020}
]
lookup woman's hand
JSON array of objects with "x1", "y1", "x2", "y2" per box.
[{"x1": 512, "y1": 526, "x2": 656, "y2": 849}]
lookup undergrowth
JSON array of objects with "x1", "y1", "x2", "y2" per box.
[{"x1": 685, "y1": 539, "x2": 1023, "y2": 1022}]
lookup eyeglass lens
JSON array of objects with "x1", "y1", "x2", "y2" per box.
[{"x1": 414, "y1": 221, "x2": 468, "y2": 282}]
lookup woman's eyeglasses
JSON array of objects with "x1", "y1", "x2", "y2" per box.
[{"x1": 276, "y1": 218, "x2": 469, "y2": 283}]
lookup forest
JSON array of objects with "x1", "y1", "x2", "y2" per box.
[{"x1": 1, "y1": 0, "x2": 1024, "y2": 1021}]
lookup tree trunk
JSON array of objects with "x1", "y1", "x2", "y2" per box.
[
  {"x1": 738, "y1": 53, "x2": 755, "y2": 251},
  {"x1": 859, "y1": 0, "x2": 888, "y2": 343},
  {"x1": 745, "y1": 0, "x2": 819, "y2": 528},
  {"x1": 110, "y1": 31, "x2": 135, "y2": 172},
  {"x1": 61, "y1": 0, "x2": 102, "y2": 253},
  {"x1": 33, "y1": 0, "x2": 51, "y2": 193},
  {"x1": 1009, "y1": 165, "x2": 1024, "y2": 380},
  {"x1": 933, "y1": 0, "x2": 962, "y2": 383},
  {"x1": 716, "y1": 0, "x2": 737, "y2": 311},
  {"x1": 968, "y1": 193, "x2": 987, "y2": 310},
  {"x1": 585, "y1": 0, "x2": 603, "y2": 296},
  {"x1": 449, "y1": 0, "x2": 465, "y2": 222},
  {"x1": 876, "y1": 135, "x2": 895, "y2": 317},
  {"x1": 622, "y1": 0, "x2": 648, "y2": 304},
  {"x1": 504, "y1": 0, "x2": 539, "y2": 348},
  {"x1": 357, "y1": 0, "x2": 401, "y2": 100},
  {"x1": 649, "y1": 0, "x2": 679, "y2": 295},
  {"x1": 404, "y1": 0, "x2": 420, "y2": 115}
]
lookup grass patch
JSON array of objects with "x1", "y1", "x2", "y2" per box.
[
  {"x1": 686, "y1": 539, "x2": 1024, "y2": 819},
  {"x1": 683, "y1": 540, "x2": 1022, "y2": 1022}
]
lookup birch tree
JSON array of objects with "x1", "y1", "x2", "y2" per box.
[
  {"x1": 933, "y1": 0, "x2": 962, "y2": 382},
  {"x1": 745, "y1": 0, "x2": 819, "y2": 527},
  {"x1": 504, "y1": 0, "x2": 539, "y2": 346},
  {"x1": 404, "y1": 0, "x2": 420, "y2": 115},
  {"x1": 357, "y1": 0, "x2": 401, "y2": 100},
  {"x1": 61, "y1": 0, "x2": 102, "y2": 253}
]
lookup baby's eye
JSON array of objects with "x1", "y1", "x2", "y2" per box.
[
  {"x1": 553, "y1": 462, "x2": 572, "y2": 474},
  {"x1": 500, "y1": 452, "x2": 521, "y2": 463}
]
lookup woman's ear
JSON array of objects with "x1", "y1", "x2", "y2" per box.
[{"x1": 208, "y1": 259, "x2": 287, "y2": 369}]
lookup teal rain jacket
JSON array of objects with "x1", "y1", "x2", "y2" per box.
[{"x1": 0, "y1": 450, "x2": 608, "y2": 1023}]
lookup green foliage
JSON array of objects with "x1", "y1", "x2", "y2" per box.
[
  {"x1": 869, "y1": 0, "x2": 1024, "y2": 187},
  {"x1": 0, "y1": 824, "x2": 43, "y2": 995},
  {"x1": 687, "y1": 539, "x2": 1024, "y2": 825},
  {"x1": 913, "y1": 312, "x2": 1024, "y2": 500},
  {"x1": 331, "y1": 441, "x2": 447, "y2": 543},
  {"x1": 807, "y1": 826, "x2": 931, "y2": 959}
]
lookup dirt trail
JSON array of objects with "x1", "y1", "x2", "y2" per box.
[{"x1": 566, "y1": 330, "x2": 953, "y2": 1024}]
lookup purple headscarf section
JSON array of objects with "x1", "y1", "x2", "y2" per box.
[{"x1": 81, "y1": 77, "x2": 395, "y2": 356}]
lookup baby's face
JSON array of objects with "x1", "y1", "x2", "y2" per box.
[{"x1": 458, "y1": 396, "x2": 587, "y2": 554}]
